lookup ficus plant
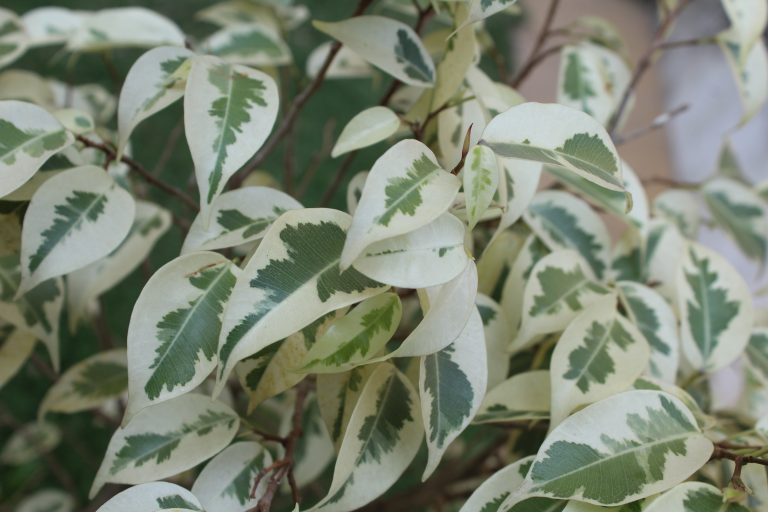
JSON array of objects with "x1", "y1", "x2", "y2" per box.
[{"x1": 1, "y1": 0, "x2": 768, "y2": 511}]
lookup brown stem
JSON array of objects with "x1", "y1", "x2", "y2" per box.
[
  {"x1": 607, "y1": 0, "x2": 695, "y2": 135},
  {"x1": 615, "y1": 103, "x2": 689, "y2": 145},
  {"x1": 234, "y1": 0, "x2": 377, "y2": 186},
  {"x1": 76, "y1": 135, "x2": 199, "y2": 212},
  {"x1": 510, "y1": 0, "x2": 562, "y2": 87},
  {"x1": 450, "y1": 124, "x2": 473, "y2": 176}
]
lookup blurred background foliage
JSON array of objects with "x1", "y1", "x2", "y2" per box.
[{"x1": 0, "y1": 1, "x2": 519, "y2": 507}]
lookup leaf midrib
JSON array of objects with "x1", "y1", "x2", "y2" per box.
[
  {"x1": 0, "y1": 129, "x2": 64, "y2": 163},
  {"x1": 375, "y1": 167, "x2": 439, "y2": 225}
]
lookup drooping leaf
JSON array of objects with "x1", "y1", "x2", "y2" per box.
[
  {"x1": 39, "y1": 349, "x2": 127, "y2": 420},
  {"x1": 475, "y1": 370, "x2": 550, "y2": 424},
  {"x1": 618, "y1": 282, "x2": 680, "y2": 384},
  {"x1": 524, "y1": 191, "x2": 611, "y2": 281},
  {"x1": 302, "y1": 293, "x2": 402, "y2": 373},
  {"x1": 317, "y1": 365, "x2": 377, "y2": 450},
  {"x1": 341, "y1": 139, "x2": 460, "y2": 267},
  {"x1": 643, "y1": 481, "x2": 750, "y2": 512},
  {"x1": 550, "y1": 296, "x2": 650, "y2": 427},
  {"x1": 94, "y1": 481, "x2": 203, "y2": 512},
  {"x1": 420, "y1": 308, "x2": 486, "y2": 479},
  {"x1": 309, "y1": 363, "x2": 423, "y2": 511},
  {"x1": 703, "y1": 177, "x2": 768, "y2": 263},
  {"x1": 313, "y1": 16, "x2": 435, "y2": 87},
  {"x1": 331, "y1": 106, "x2": 401, "y2": 158},
  {"x1": 91, "y1": 393, "x2": 239, "y2": 498},
  {"x1": 677, "y1": 242, "x2": 753, "y2": 372},
  {"x1": 512, "y1": 250, "x2": 611, "y2": 350},
  {"x1": 191, "y1": 441, "x2": 273, "y2": 512},
  {"x1": 19, "y1": 165, "x2": 135, "y2": 294},
  {"x1": 184, "y1": 55, "x2": 279, "y2": 216},
  {"x1": 0, "y1": 100, "x2": 73, "y2": 198},
  {"x1": 117, "y1": 46, "x2": 193, "y2": 154},
  {"x1": 216, "y1": 208, "x2": 386, "y2": 394},
  {"x1": 464, "y1": 145, "x2": 500, "y2": 230},
  {"x1": 500, "y1": 390, "x2": 712, "y2": 508},
  {"x1": 182, "y1": 186, "x2": 302, "y2": 253},
  {"x1": 351, "y1": 213, "x2": 468, "y2": 289},
  {"x1": 202, "y1": 22, "x2": 292, "y2": 67},
  {"x1": 126, "y1": 252, "x2": 239, "y2": 420},
  {"x1": 67, "y1": 7, "x2": 185, "y2": 51},
  {"x1": 481, "y1": 102, "x2": 624, "y2": 191}
]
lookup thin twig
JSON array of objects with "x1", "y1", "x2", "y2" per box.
[
  {"x1": 76, "y1": 135, "x2": 199, "y2": 212},
  {"x1": 233, "y1": 0, "x2": 377, "y2": 186},
  {"x1": 510, "y1": 0, "x2": 562, "y2": 87},
  {"x1": 607, "y1": 0, "x2": 695, "y2": 135},
  {"x1": 615, "y1": 103, "x2": 690, "y2": 145},
  {"x1": 151, "y1": 120, "x2": 185, "y2": 175},
  {"x1": 296, "y1": 118, "x2": 337, "y2": 199}
]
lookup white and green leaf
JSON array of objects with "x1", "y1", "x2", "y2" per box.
[
  {"x1": 463, "y1": 145, "x2": 500, "y2": 229},
  {"x1": 184, "y1": 55, "x2": 279, "y2": 216},
  {"x1": 313, "y1": 16, "x2": 435, "y2": 87},
  {"x1": 477, "y1": 293, "x2": 512, "y2": 388},
  {"x1": 19, "y1": 165, "x2": 135, "y2": 294},
  {"x1": 67, "y1": 7, "x2": 185, "y2": 51},
  {"x1": 495, "y1": 158, "x2": 542, "y2": 236},
  {"x1": 95, "y1": 481, "x2": 203, "y2": 512},
  {"x1": 0, "y1": 9, "x2": 26, "y2": 69},
  {"x1": 0, "y1": 324, "x2": 35, "y2": 389},
  {"x1": 420, "y1": 307, "x2": 486, "y2": 479},
  {"x1": 677, "y1": 242, "x2": 753, "y2": 372},
  {"x1": 331, "y1": 106, "x2": 401, "y2": 158},
  {"x1": 341, "y1": 139, "x2": 460, "y2": 268},
  {"x1": 0, "y1": 100, "x2": 74, "y2": 198},
  {"x1": 475, "y1": 370, "x2": 550, "y2": 424},
  {"x1": 15, "y1": 489, "x2": 74, "y2": 512},
  {"x1": 126, "y1": 251, "x2": 239, "y2": 420},
  {"x1": 90, "y1": 393, "x2": 239, "y2": 498},
  {"x1": 0, "y1": 421, "x2": 60, "y2": 465},
  {"x1": 745, "y1": 328, "x2": 768, "y2": 386},
  {"x1": 202, "y1": 22, "x2": 292, "y2": 67},
  {"x1": 316, "y1": 365, "x2": 377, "y2": 450},
  {"x1": 216, "y1": 208, "x2": 386, "y2": 394},
  {"x1": 117, "y1": 46, "x2": 193, "y2": 154},
  {"x1": 550, "y1": 296, "x2": 650, "y2": 427},
  {"x1": 191, "y1": 441, "x2": 273, "y2": 512},
  {"x1": 181, "y1": 186, "x2": 302, "y2": 254},
  {"x1": 481, "y1": 102, "x2": 624, "y2": 191},
  {"x1": 351, "y1": 212, "x2": 468, "y2": 289},
  {"x1": 718, "y1": 30, "x2": 768, "y2": 123},
  {"x1": 40, "y1": 348, "x2": 127, "y2": 420},
  {"x1": 309, "y1": 363, "x2": 423, "y2": 511},
  {"x1": 643, "y1": 481, "x2": 750, "y2": 512},
  {"x1": 21, "y1": 7, "x2": 84, "y2": 47}
]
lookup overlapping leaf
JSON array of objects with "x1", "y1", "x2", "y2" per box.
[
  {"x1": 67, "y1": 7, "x2": 185, "y2": 51},
  {"x1": 95, "y1": 481, "x2": 203, "y2": 512},
  {"x1": 15, "y1": 489, "x2": 74, "y2": 512},
  {"x1": 331, "y1": 106, "x2": 401, "y2": 158},
  {"x1": 643, "y1": 481, "x2": 750, "y2": 512},
  {"x1": 0, "y1": 324, "x2": 35, "y2": 389},
  {"x1": 475, "y1": 370, "x2": 550, "y2": 424},
  {"x1": 463, "y1": 145, "x2": 500, "y2": 229},
  {"x1": 317, "y1": 366, "x2": 377, "y2": 450},
  {"x1": 477, "y1": 293, "x2": 512, "y2": 388},
  {"x1": 0, "y1": 9, "x2": 26, "y2": 69},
  {"x1": 202, "y1": 22, "x2": 292, "y2": 67}
]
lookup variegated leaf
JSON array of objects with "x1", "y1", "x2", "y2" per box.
[
  {"x1": 309, "y1": 363, "x2": 423, "y2": 511},
  {"x1": 91, "y1": 393, "x2": 239, "y2": 498},
  {"x1": 438, "y1": 92, "x2": 485, "y2": 168},
  {"x1": 524, "y1": 191, "x2": 611, "y2": 281},
  {"x1": 313, "y1": 16, "x2": 435, "y2": 87},
  {"x1": 719, "y1": 30, "x2": 768, "y2": 123},
  {"x1": 0, "y1": 100, "x2": 74, "y2": 198},
  {"x1": 481, "y1": 102, "x2": 624, "y2": 191},
  {"x1": 191, "y1": 441, "x2": 273, "y2": 511},
  {"x1": 0, "y1": 9, "x2": 26, "y2": 69},
  {"x1": 618, "y1": 282, "x2": 680, "y2": 384},
  {"x1": 477, "y1": 294, "x2": 512, "y2": 388},
  {"x1": 302, "y1": 293, "x2": 401, "y2": 373},
  {"x1": 237, "y1": 311, "x2": 342, "y2": 412},
  {"x1": 386, "y1": 260, "x2": 477, "y2": 358},
  {"x1": 184, "y1": 55, "x2": 279, "y2": 216},
  {"x1": 216, "y1": 208, "x2": 386, "y2": 395},
  {"x1": 645, "y1": 218, "x2": 687, "y2": 303},
  {"x1": 1, "y1": 421, "x2": 60, "y2": 465},
  {"x1": 15, "y1": 489, "x2": 74, "y2": 512},
  {"x1": 495, "y1": 159, "x2": 542, "y2": 235},
  {"x1": 21, "y1": 7, "x2": 84, "y2": 47},
  {"x1": 461, "y1": 456, "x2": 564, "y2": 512},
  {"x1": 346, "y1": 171, "x2": 367, "y2": 215},
  {"x1": 306, "y1": 42, "x2": 372, "y2": 79},
  {"x1": 95, "y1": 481, "x2": 203, "y2": 512},
  {"x1": 703, "y1": 177, "x2": 768, "y2": 263},
  {"x1": 550, "y1": 296, "x2": 650, "y2": 427},
  {"x1": 465, "y1": 0, "x2": 521, "y2": 27},
  {"x1": 558, "y1": 43, "x2": 631, "y2": 126},
  {"x1": 67, "y1": 200, "x2": 171, "y2": 329},
  {"x1": 202, "y1": 22, "x2": 292, "y2": 67},
  {"x1": 745, "y1": 328, "x2": 768, "y2": 386},
  {"x1": 430, "y1": 4, "x2": 476, "y2": 112},
  {"x1": 464, "y1": 145, "x2": 500, "y2": 229},
  {"x1": 40, "y1": 348, "x2": 127, "y2": 419},
  {"x1": 182, "y1": 187, "x2": 302, "y2": 254},
  {"x1": 420, "y1": 308, "x2": 486, "y2": 479},
  {"x1": 331, "y1": 106, "x2": 401, "y2": 158},
  {"x1": 19, "y1": 166, "x2": 135, "y2": 294},
  {"x1": 67, "y1": 7, "x2": 185, "y2": 51},
  {"x1": 643, "y1": 481, "x2": 750, "y2": 512},
  {"x1": 117, "y1": 46, "x2": 194, "y2": 154},
  {"x1": 351, "y1": 213, "x2": 468, "y2": 288},
  {"x1": 721, "y1": 0, "x2": 768, "y2": 65},
  {"x1": 677, "y1": 242, "x2": 753, "y2": 372},
  {"x1": 341, "y1": 139, "x2": 460, "y2": 268},
  {"x1": 475, "y1": 370, "x2": 550, "y2": 424},
  {"x1": 500, "y1": 391, "x2": 712, "y2": 508},
  {"x1": 0, "y1": 324, "x2": 35, "y2": 389},
  {"x1": 126, "y1": 252, "x2": 239, "y2": 420},
  {"x1": 317, "y1": 366, "x2": 377, "y2": 450},
  {"x1": 512, "y1": 250, "x2": 611, "y2": 350},
  {"x1": 632, "y1": 377, "x2": 711, "y2": 430},
  {"x1": 280, "y1": 393, "x2": 335, "y2": 486},
  {"x1": 0, "y1": 253, "x2": 63, "y2": 370}
]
